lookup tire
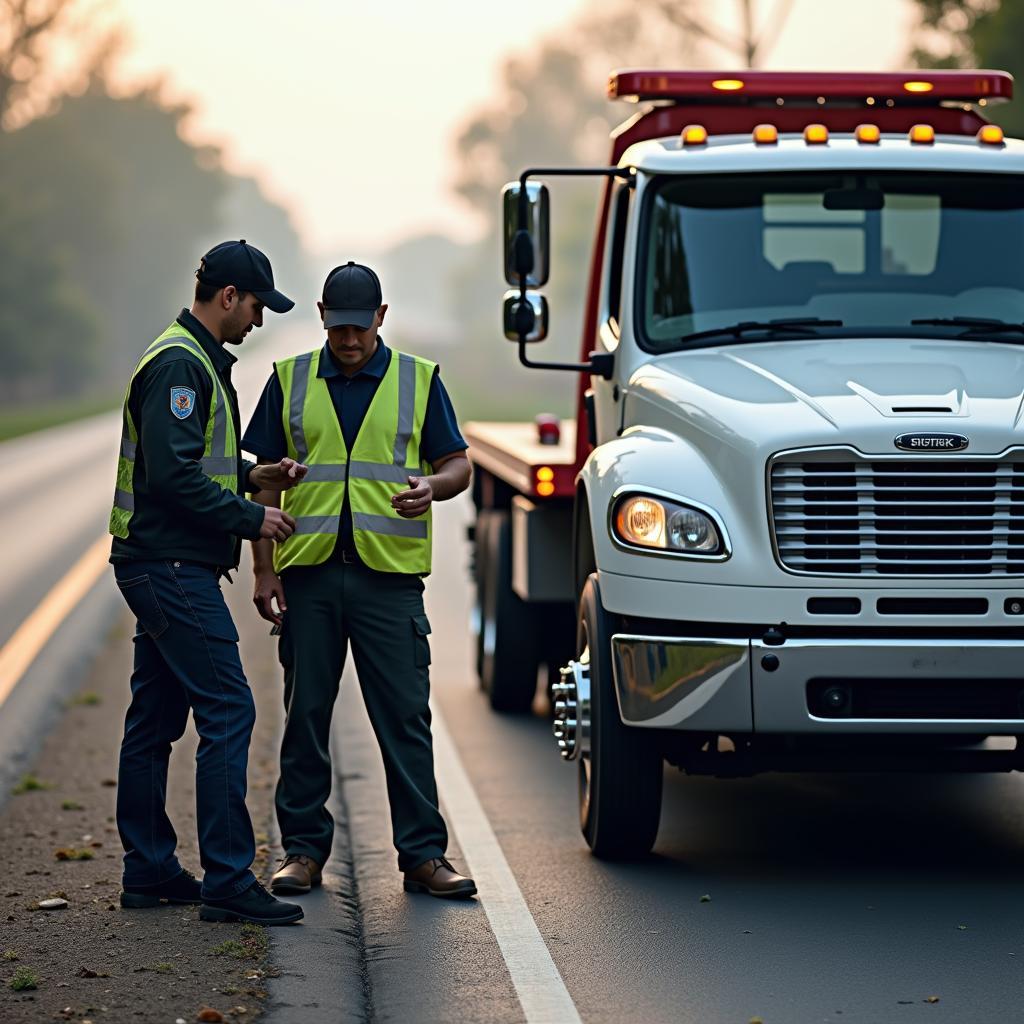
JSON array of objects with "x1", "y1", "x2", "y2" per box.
[
  {"x1": 578, "y1": 573, "x2": 662, "y2": 858},
  {"x1": 479, "y1": 510, "x2": 541, "y2": 713}
]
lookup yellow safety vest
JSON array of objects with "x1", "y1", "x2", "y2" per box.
[
  {"x1": 109, "y1": 323, "x2": 238, "y2": 539},
  {"x1": 274, "y1": 346, "x2": 436, "y2": 575}
]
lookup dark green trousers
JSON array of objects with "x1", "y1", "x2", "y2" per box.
[{"x1": 275, "y1": 559, "x2": 447, "y2": 871}]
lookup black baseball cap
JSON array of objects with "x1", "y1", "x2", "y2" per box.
[
  {"x1": 322, "y1": 262, "x2": 382, "y2": 330},
  {"x1": 196, "y1": 239, "x2": 294, "y2": 314}
]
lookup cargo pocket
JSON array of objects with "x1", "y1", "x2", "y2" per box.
[
  {"x1": 116, "y1": 575, "x2": 168, "y2": 639},
  {"x1": 412, "y1": 613, "x2": 432, "y2": 667}
]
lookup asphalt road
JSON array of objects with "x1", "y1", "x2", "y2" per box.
[{"x1": 3, "y1": 318, "x2": 1023, "y2": 1023}]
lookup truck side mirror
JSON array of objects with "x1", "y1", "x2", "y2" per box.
[
  {"x1": 502, "y1": 181, "x2": 550, "y2": 288},
  {"x1": 503, "y1": 291, "x2": 548, "y2": 343}
]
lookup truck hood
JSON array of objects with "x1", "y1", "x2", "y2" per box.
[{"x1": 626, "y1": 337, "x2": 1024, "y2": 458}]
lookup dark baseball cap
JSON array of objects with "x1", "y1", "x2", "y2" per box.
[
  {"x1": 322, "y1": 262, "x2": 382, "y2": 330},
  {"x1": 196, "y1": 239, "x2": 294, "y2": 314}
]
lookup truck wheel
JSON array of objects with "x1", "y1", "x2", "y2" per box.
[
  {"x1": 479, "y1": 510, "x2": 540, "y2": 713},
  {"x1": 577, "y1": 574, "x2": 662, "y2": 858}
]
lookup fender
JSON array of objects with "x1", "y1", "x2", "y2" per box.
[{"x1": 576, "y1": 426, "x2": 761, "y2": 586}]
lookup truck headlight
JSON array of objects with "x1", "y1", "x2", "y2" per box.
[{"x1": 613, "y1": 493, "x2": 725, "y2": 556}]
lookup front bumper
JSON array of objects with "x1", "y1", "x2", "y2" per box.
[{"x1": 611, "y1": 634, "x2": 1024, "y2": 733}]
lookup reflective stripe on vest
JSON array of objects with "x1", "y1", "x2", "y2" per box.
[
  {"x1": 109, "y1": 324, "x2": 238, "y2": 540},
  {"x1": 273, "y1": 347, "x2": 435, "y2": 574}
]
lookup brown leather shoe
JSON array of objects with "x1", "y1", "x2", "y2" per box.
[
  {"x1": 403, "y1": 857, "x2": 477, "y2": 899},
  {"x1": 270, "y1": 854, "x2": 322, "y2": 895}
]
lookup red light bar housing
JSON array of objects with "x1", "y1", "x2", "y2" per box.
[{"x1": 609, "y1": 69, "x2": 1013, "y2": 105}]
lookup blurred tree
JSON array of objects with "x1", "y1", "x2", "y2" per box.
[
  {"x1": 0, "y1": 0, "x2": 309, "y2": 407},
  {"x1": 0, "y1": 87, "x2": 227, "y2": 390},
  {"x1": 0, "y1": 184, "x2": 100, "y2": 400},
  {"x1": 909, "y1": 0, "x2": 1024, "y2": 136},
  {"x1": 0, "y1": 0, "x2": 121, "y2": 130}
]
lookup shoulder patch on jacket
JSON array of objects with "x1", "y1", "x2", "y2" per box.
[{"x1": 170, "y1": 386, "x2": 196, "y2": 419}]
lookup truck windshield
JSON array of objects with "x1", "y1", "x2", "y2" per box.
[{"x1": 640, "y1": 171, "x2": 1024, "y2": 351}]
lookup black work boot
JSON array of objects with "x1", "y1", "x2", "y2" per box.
[
  {"x1": 199, "y1": 879, "x2": 304, "y2": 925},
  {"x1": 121, "y1": 869, "x2": 203, "y2": 908}
]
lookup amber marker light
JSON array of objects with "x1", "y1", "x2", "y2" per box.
[
  {"x1": 978, "y1": 124, "x2": 1005, "y2": 145},
  {"x1": 536, "y1": 466, "x2": 555, "y2": 497},
  {"x1": 752, "y1": 124, "x2": 778, "y2": 145},
  {"x1": 903, "y1": 80, "x2": 934, "y2": 94},
  {"x1": 909, "y1": 123, "x2": 935, "y2": 144},
  {"x1": 681, "y1": 124, "x2": 708, "y2": 146},
  {"x1": 711, "y1": 78, "x2": 744, "y2": 91},
  {"x1": 804, "y1": 123, "x2": 828, "y2": 144},
  {"x1": 856, "y1": 123, "x2": 881, "y2": 144}
]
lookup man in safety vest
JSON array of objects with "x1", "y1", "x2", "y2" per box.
[
  {"x1": 110, "y1": 240, "x2": 309, "y2": 925},
  {"x1": 243, "y1": 261, "x2": 476, "y2": 898}
]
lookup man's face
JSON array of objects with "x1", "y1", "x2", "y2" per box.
[
  {"x1": 222, "y1": 289, "x2": 264, "y2": 346},
  {"x1": 320, "y1": 303, "x2": 388, "y2": 373}
]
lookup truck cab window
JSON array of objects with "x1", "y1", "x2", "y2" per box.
[
  {"x1": 640, "y1": 171, "x2": 1024, "y2": 351},
  {"x1": 605, "y1": 184, "x2": 631, "y2": 335}
]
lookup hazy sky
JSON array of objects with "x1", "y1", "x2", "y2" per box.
[{"x1": 110, "y1": 0, "x2": 917, "y2": 257}]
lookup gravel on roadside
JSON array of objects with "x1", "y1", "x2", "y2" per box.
[{"x1": 0, "y1": 583, "x2": 289, "y2": 1024}]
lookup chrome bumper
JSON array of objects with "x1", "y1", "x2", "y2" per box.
[{"x1": 610, "y1": 634, "x2": 1024, "y2": 733}]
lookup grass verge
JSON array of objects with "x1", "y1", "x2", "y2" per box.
[{"x1": 0, "y1": 394, "x2": 118, "y2": 443}]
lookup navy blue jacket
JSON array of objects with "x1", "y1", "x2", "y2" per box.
[{"x1": 110, "y1": 310, "x2": 264, "y2": 569}]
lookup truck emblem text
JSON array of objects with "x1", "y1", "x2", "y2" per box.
[{"x1": 894, "y1": 433, "x2": 969, "y2": 452}]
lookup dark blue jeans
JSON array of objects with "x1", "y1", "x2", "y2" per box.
[{"x1": 113, "y1": 559, "x2": 256, "y2": 900}]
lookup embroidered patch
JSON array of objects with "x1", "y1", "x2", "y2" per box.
[{"x1": 170, "y1": 386, "x2": 196, "y2": 420}]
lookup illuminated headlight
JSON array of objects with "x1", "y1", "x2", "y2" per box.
[{"x1": 613, "y1": 494, "x2": 724, "y2": 555}]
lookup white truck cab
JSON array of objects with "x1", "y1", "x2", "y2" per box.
[{"x1": 464, "y1": 69, "x2": 1024, "y2": 858}]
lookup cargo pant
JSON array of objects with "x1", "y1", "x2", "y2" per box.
[
  {"x1": 275, "y1": 558, "x2": 448, "y2": 871},
  {"x1": 113, "y1": 559, "x2": 256, "y2": 901}
]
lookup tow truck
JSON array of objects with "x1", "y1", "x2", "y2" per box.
[{"x1": 463, "y1": 69, "x2": 1024, "y2": 858}]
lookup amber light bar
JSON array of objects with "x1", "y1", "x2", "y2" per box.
[{"x1": 608, "y1": 69, "x2": 1013, "y2": 105}]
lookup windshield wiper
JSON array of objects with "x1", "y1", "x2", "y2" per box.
[
  {"x1": 678, "y1": 317, "x2": 845, "y2": 345},
  {"x1": 911, "y1": 316, "x2": 1024, "y2": 336}
]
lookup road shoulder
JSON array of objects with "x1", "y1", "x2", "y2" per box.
[{"x1": 0, "y1": 567, "x2": 318, "y2": 1024}]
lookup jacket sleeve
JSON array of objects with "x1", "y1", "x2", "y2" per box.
[
  {"x1": 241, "y1": 459, "x2": 258, "y2": 494},
  {"x1": 137, "y1": 355, "x2": 265, "y2": 539}
]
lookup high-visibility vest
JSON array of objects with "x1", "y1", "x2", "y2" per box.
[
  {"x1": 273, "y1": 347, "x2": 436, "y2": 575},
  {"x1": 109, "y1": 323, "x2": 238, "y2": 540}
]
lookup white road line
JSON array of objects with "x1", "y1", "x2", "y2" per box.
[
  {"x1": 0, "y1": 534, "x2": 111, "y2": 709},
  {"x1": 430, "y1": 705, "x2": 583, "y2": 1024}
]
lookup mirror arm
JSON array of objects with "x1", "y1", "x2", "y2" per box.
[
  {"x1": 517, "y1": 338, "x2": 614, "y2": 379},
  {"x1": 515, "y1": 165, "x2": 632, "y2": 379}
]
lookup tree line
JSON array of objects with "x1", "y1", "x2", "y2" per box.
[{"x1": 0, "y1": 0, "x2": 309, "y2": 407}]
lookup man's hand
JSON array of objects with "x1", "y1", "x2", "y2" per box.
[
  {"x1": 250, "y1": 458, "x2": 308, "y2": 492},
  {"x1": 391, "y1": 475, "x2": 433, "y2": 518},
  {"x1": 260, "y1": 505, "x2": 296, "y2": 541},
  {"x1": 253, "y1": 570, "x2": 287, "y2": 625}
]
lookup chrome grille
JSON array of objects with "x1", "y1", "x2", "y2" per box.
[{"x1": 770, "y1": 454, "x2": 1024, "y2": 575}]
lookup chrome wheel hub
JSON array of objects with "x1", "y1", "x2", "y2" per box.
[{"x1": 552, "y1": 651, "x2": 591, "y2": 761}]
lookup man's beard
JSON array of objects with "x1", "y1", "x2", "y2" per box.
[{"x1": 223, "y1": 318, "x2": 248, "y2": 345}]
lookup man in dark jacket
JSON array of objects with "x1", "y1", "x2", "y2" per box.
[{"x1": 110, "y1": 240, "x2": 307, "y2": 925}]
